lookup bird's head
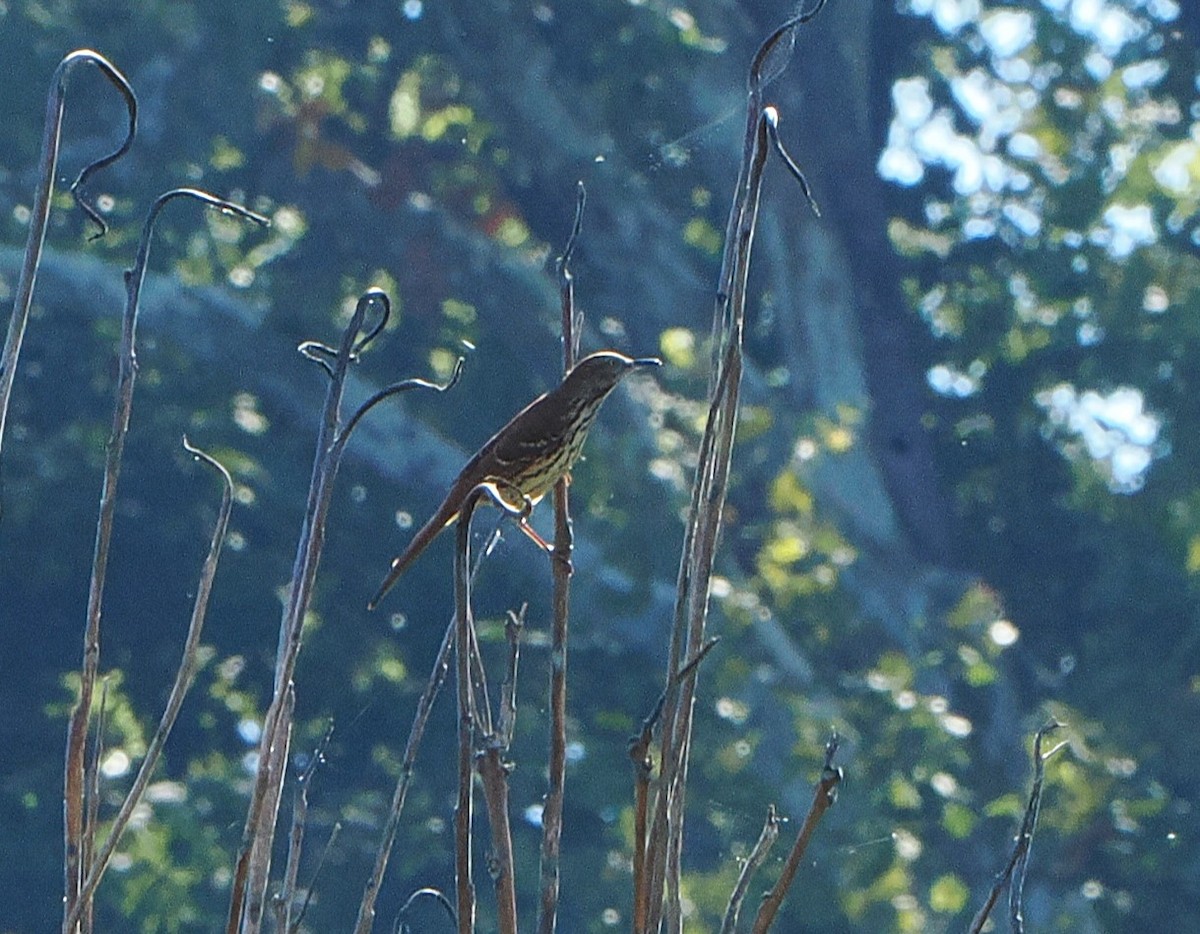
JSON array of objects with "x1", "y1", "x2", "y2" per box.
[{"x1": 567, "y1": 351, "x2": 661, "y2": 400}]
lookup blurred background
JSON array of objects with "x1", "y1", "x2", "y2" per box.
[{"x1": 0, "y1": 0, "x2": 1197, "y2": 930}]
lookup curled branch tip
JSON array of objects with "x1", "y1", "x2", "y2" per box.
[
  {"x1": 748, "y1": 0, "x2": 829, "y2": 94},
  {"x1": 351, "y1": 288, "x2": 392, "y2": 356},
  {"x1": 148, "y1": 187, "x2": 270, "y2": 231},
  {"x1": 181, "y1": 435, "x2": 233, "y2": 485},
  {"x1": 764, "y1": 107, "x2": 820, "y2": 217},
  {"x1": 557, "y1": 180, "x2": 587, "y2": 274},
  {"x1": 396, "y1": 887, "x2": 457, "y2": 932},
  {"x1": 299, "y1": 289, "x2": 392, "y2": 377},
  {"x1": 1035, "y1": 720, "x2": 1067, "y2": 761},
  {"x1": 336, "y1": 355, "x2": 465, "y2": 450},
  {"x1": 132, "y1": 189, "x2": 268, "y2": 305},
  {"x1": 58, "y1": 50, "x2": 138, "y2": 240}
]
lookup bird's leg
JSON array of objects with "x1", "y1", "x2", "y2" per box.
[
  {"x1": 488, "y1": 478, "x2": 571, "y2": 573},
  {"x1": 516, "y1": 515, "x2": 553, "y2": 554}
]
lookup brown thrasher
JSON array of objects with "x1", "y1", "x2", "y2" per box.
[{"x1": 368, "y1": 350, "x2": 660, "y2": 609}]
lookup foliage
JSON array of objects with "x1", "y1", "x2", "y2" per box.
[{"x1": 2, "y1": 0, "x2": 1198, "y2": 931}]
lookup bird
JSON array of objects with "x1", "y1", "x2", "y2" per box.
[{"x1": 368, "y1": 350, "x2": 661, "y2": 609}]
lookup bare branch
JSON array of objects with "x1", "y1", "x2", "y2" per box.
[
  {"x1": 968, "y1": 721, "x2": 1066, "y2": 934},
  {"x1": 751, "y1": 735, "x2": 843, "y2": 933},
  {"x1": 539, "y1": 181, "x2": 588, "y2": 934},
  {"x1": 66, "y1": 440, "x2": 233, "y2": 930},
  {"x1": 62, "y1": 190, "x2": 263, "y2": 934},
  {"x1": 721, "y1": 805, "x2": 781, "y2": 934},
  {"x1": 1, "y1": 50, "x2": 136, "y2": 484}
]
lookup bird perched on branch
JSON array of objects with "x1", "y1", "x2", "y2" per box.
[{"x1": 369, "y1": 350, "x2": 661, "y2": 609}]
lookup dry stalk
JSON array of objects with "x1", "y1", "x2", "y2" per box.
[
  {"x1": 967, "y1": 721, "x2": 1066, "y2": 934},
  {"x1": 63, "y1": 189, "x2": 266, "y2": 934},
  {"x1": 353, "y1": 615, "x2": 457, "y2": 933},
  {"x1": 720, "y1": 805, "x2": 780, "y2": 934},
  {"x1": 538, "y1": 179, "x2": 586, "y2": 934},
  {"x1": 750, "y1": 734, "x2": 842, "y2": 933},
  {"x1": 225, "y1": 290, "x2": 460, "y2": 933},
  {"x1": 0, "y1": 49, "x2": 135, "y2": 463},
  {"x1": 453, "y1": 489, "x2": 484, "y2": 934},
  {"x1": 274, "y1": 720, "x2": 335, "y2": 932},
  {"x1": 640, "y1": 5, "x2": 826, "y2": 929},
  {"x1": 65, "y1": 440, "x2": 234, "y2": 930},
  {"x1": 354, "y1": 526, "x2": 500, "y2": 934}
]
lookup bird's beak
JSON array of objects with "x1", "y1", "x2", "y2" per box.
[{"x1": 632, "y1": 357, "x2": 663, "y2": 368}]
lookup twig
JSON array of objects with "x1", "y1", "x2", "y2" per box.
[
  {"x1": 538, "y1": 180, "x2": 587, "y2": 934},
  {"x1": 62, "y1": 190, "x2": 265, "y2": 934},
  {"x1": 274, "y1": 720, "x2": 336, "y2": 932},
  {"x1": 453, "y1": 488, "x2": 491, "y2": 934},
  {"x1": 556, "y1": 180, "x2": 586, "y2": 365},
  {"x1": 720, "y1": 805, "x2": 780, "y2": 934},
  {"x1": 968, "y1": 721, "x2": 1066, "y2": 934},
  {"x1": 396, "y1": 888, "x2": 457, "y2": 933},
  {"x1": 763, "y1": 108, "x2": 820, "y2": 217},
  {"x1": 643, "y1": 4, "x2": 828, "y2": 923},
  {"x1": 0, "y1": 50, "x2": 136, "y2": 465},
  {"x1": 353, "y1": 531, "x2": 496, "y2": 934},
  {"x1": 292, "y1": 821, "x2": 340, "y2": 933},
  {"x1": 629, "y1": 638, "x2": 718, "y2": 932},
  {"x1": 227, "y1": 289, "x2": 459, "y2": 933},
  {"x1": 65, "y1": 440, "x2": 234, "y2": 930},
  {"x1": 750, "y1": 734, "x2": 842, "y2": 933}
]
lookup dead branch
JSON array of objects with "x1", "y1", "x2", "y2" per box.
[
  {"x1": 968, "y1": 721, "x2": 1066, "y2": 934},
  {"x1": 751, "y1": 734, "x2": 842, "y2": 933},
  {"x1": 65, "y1": 440, "x2": 234, "y2": 929},
  {"x1": 641, "y1": 4, "x2": 826, "y2": 928},
  {"x1": 0, "y1": 49, "x2": 136, "y2": 464},
  {"x1": 63, "y1": 189, "x2": 265, "y2": 934},
  {"x1": 539, "y1": 179, "x2": 587, "y2": 934}
]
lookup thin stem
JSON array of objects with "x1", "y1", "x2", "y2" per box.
[
  {"x1": 63, "y1": 190, "x2": 264, "y2": 934},
  {"x1": 0, "y1": 50, "x2": 136, "y2": 465},
  {"x1": 454, "y1": 489, "x2": 491, "y2": 934},
  {"x1": 354, "y1": 531, "x2": 499, "y2": 934},
  {"x1": 538, "y1": 181, "x2": 587, "y2": 934},
  {"x1": 65, "y1": 441, "x2": 233, "y2": 930},
  {"x1": 629, "y1": 638, "x2": 716, "y2": 934},
  {"x1": 720, "y1": 805, "x2": 780, "y2": 934},
  {"x1": 478, "y1": 739, "x2": 519, "y2": 934},
  {"x1": 968, "y1": 722, "x2": 1066, "y2": 934},
  {"x1": 353, "y1": 616, "x2": 456, "y2": 934},
  {"x1": 750, "y1": 735, "x2": 842, "y2": 933},
  {"x1": 275, "y1": 721, "x2": 335, "y2": 932},
  {"x1": 477, "y1": 608, "x2": 522, "y2": 934}
]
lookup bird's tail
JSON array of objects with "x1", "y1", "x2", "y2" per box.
[
  {"x1": 367, "y1": 556, "x2": 408, "y2": 611},
  {"x1": 367, "y1": 505, "x2": 457, "y2": 610}
]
